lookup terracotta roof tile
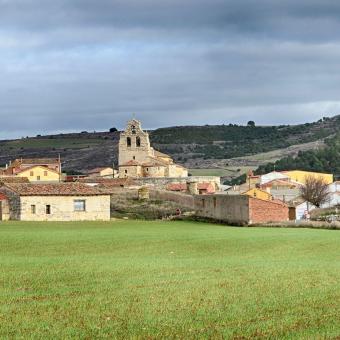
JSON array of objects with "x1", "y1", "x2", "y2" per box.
[
  {"x1": 11, "y1": 158, "x2": 60, "y2": 166},
  {"x1": 3, "y1": 183, "x2": 107, "y2": 196},
  {"x1": 0, "y1": 176, "x2": 30, "y2": 184}
]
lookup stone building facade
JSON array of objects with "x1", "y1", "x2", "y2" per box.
[
  {"x1": 118, "y1": 119, "x2": 188, "y2": 178},
  {"x1": 0, "y1": 183, "x2": 110, "y2": 221}
]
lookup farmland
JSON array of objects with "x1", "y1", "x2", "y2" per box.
[{"x1": 0, "y1": 220, "x2": 339, "y2": 338}]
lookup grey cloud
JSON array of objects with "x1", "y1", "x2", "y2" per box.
[{"x1": 0, "y1": 0, "x2": 340, "y2": 138}]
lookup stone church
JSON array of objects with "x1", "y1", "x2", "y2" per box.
[{"x1": 118, "y1": 119, "x2": 188, "y2": 178}]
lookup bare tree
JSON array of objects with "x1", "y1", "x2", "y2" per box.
[{"x1": 300, "y1": 176, "x2": 330, "y2": 208}]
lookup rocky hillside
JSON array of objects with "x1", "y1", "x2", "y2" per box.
[{"x1": 0, "y1": 115, "x2": 339, "y2": 172}]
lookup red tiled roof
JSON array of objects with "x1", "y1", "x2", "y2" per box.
[
  {"x1": 0, "y1": 176, "x2": 30, "y2": 184},
  {"x1": 3, "y1": 183, "x2": 107, "y2": 196},
  {"x1": 154, "y1": 150, "x2": 171, "y2": 158},
  {"x1": 121, "y1": 160, "x2": 142, "y2": 166},
  {"x1": 11, "y1": 158, "x2": 60, "y2": 166},
  {"x1": 167, "y1": 183, "x2": 186, "y2": 191},
  {"x1": 167, "y1": 182, "x2": 215, "y2": 193}
]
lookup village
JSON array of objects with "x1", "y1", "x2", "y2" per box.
[{"x1": 0, "y1": 118, "x2": 337, "y2": 225}]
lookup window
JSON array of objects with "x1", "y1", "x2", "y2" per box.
[
  {"x1": 36, "y1": 176, "x2": 41, "y2": 181},
  {"x1": 125, "y1": 169, "x2": 128, "y2": 174},
  {"x1": 46, "y1": 205, "x2": 51, "y2": 214},
  {"x1": 131, "y1": 125, "x2": 136, "y2": 134},
  {"x1": 74, "y1": 200, "x2": 86, "y2": 212},
  {"x1": 127, "y1": 137, "x2": 131, "y2": 147},
  {"x1": 44, "y1": 171, "x2": 48, "y2": 176},
  {"x1": 31, "y1": 205, "x2": 36, "y2": 214},
  {"x1": 133, "y1": 156, "x2": 136, "y2": 160},
  {"x1": 136, "y1": 136, "x2": 141, "y2": 147},
  {"x1": 30, "y1": 171, "x2": 34, "y2": 176}
]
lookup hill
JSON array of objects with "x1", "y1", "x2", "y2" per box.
[
  {"x1": 0, "y1": 115, "x2": 339, "y2": 172},
  {"x1": 255, "y1": 132, "x2": 340, "y2": 178}
]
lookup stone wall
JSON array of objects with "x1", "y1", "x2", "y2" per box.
[
  {"x1": 0, "y1": 200, "x2": 10, "y2": 221},
  {"x1": 149, "y1": 189, "x2": 195, "y2": 209},
  {"x1": 134, "y1": 176, "x2": 221, "y2": 190},
  {"x1": 249, "y1": 197, "x2": 289, "y2": 224},
  {"x1": 194, "y1": 195, "x2": 250, "y2": 225},
  {"x1": 19, "y1": 195, "x2": 110, "y2": 221},
  {"x1": 0, "y1": 187, "x2": 21, "y2": 220}
]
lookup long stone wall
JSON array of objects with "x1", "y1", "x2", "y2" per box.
[
  {"x1": 194, "y1": 195, "x2": 250, "y2": 225},
  {"x1": 149, "y1": 189, "x2": 195, "y2": 209},
  {"x1": 134, "y1": 176, "x2": 221, "y2": 190}
]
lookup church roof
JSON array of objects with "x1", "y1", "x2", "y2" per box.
[
  {"x1": 154, "y1": 150, "x2": 172, "y2": 159},
  {"x1": 120, "y1": 160, "x2": 142, "y2": 166}
]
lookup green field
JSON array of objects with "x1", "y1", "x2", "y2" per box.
[{"x1": 0, "y1": 221, "x2": 339, "y2": 339}]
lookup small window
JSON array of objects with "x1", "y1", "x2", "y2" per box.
[
  {"x1": 133, "y1": 156, "x2": 136, "y2": 160},
  {"x1": 125, "y1": 169, "x2": 128, "y2": 174},
  {"x1": 30, "y1": 171, "x2": 34, "y2": 176},
  {"x1": 74, "y1": 200, "x2": 86, "y2": 212},
  {"x1": 136, "y1": 136, "x2": 141, "y2": 147},
  {"x1": 131, "y1": 125, "x2": 136, "y2": 134},
  {"x1": 127, "y1": 137, "x2": 131, "y2": 147},
  {"x1": 146, "y1": 168, "x2": 149, "y2": 172},
  {"x1": 213, "y1": 197, "x2": 217, "y2": 208},
  {"x1": 31, "y1": 205, "x2": 36, "y2": 214},
  {"x1": 44, "y1": 171, "x2": 48, "y2": 176},
  {"x1": 46, "y1": 205, "x2": 51, "y2": 214},
  {"x1": 37, "y1": 176, "x2": 41, "y2": 181}
]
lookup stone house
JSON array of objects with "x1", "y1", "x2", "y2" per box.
[
  {"x1": 86, "y1": 167, "x2": 116, "y2": 178},
  {"x1": 118, "y1": 119, "x2": 188, "y2": 178},
  {"x1": 0, "y1": 183, "x2": 110, "y2": 221}
]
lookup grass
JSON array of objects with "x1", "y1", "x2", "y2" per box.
[{"x1": 0, "y1": 220, "x2": 339, "y2": 339}]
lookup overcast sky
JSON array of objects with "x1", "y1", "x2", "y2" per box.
[{"x1": 1, "y1": 0, "x2": 340, "y2": 138}]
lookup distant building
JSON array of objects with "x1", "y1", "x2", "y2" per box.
[
  {"x1": 288, "y1": 197, "x2": 316, "y2": 220},
  {"x1": 0, "y1": 183, "x2": 110, "y2": 221},
  {"x1": 242, "y1": 188, "x2": 272, "y2": 201},
  {"x1": 118, "y1": 119, "x2": 188, "y2": 178},
  {"x1": 86, "y1": 167, "x2": 116, "y2": 179},
  {"x1": 194, "y1": 194, "x2": 289, "y2": 225},
  {"x1": 4, "y1": 158, "x2": 61, "y2": 175},
  {"x1": 15, "y1": 165, "x2": 61, "y2": 183},
  {"x1": 282, "y1": 170, "x2": 333, "y2": 185}
]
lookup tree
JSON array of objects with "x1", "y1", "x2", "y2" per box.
[
  {"x1": 247, "y1": 120, "x2": 255, "y2": 127},
  {"x1": 109, "y1": 127, "x2": 118, "y2": 133},
  {"x1": 300, "y1": 176, "x2": 330, "y2": 208}
]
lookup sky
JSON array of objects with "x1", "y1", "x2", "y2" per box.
[{"x1": 1, "y1": 0, "x2": 340, "y2": 138}]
